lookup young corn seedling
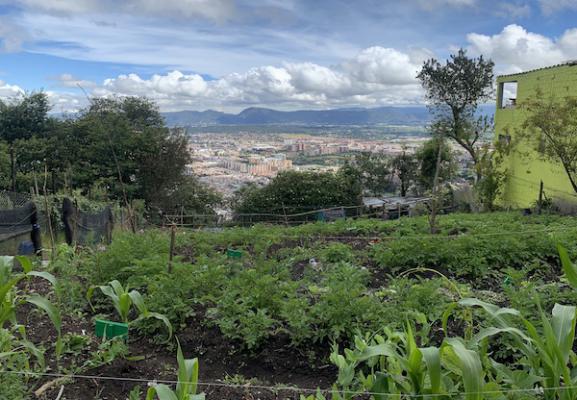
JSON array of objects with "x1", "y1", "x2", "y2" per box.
[
  {"x1": 146, "y1": 338, "x2": 205, "y2": 400},
  {"x1": 87, "y1": 280, "x2": 172, "y2": 341},
  {"x1": 449, "y1": 294, "x2": 577, "y2": 400},
  {"x1": 0, "y1": 256, "x2": 63, "y2": 360},
  {"x1": 329, "y1": 323, "x2": 489, "y2": 400}
]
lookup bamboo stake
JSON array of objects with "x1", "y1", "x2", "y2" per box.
[{"x1": 43, "y1": 163, "x2": 56, "y2": 261}]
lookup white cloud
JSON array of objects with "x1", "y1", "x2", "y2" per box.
[
  {"x1": 89, "y1": 46, "x2": 426, "y2": 112},
  {"x1": 0, "y1": 17, "x2": 27, "y2": 52},
  {"x1": 4, "y1": 0, "x2": 235, "y2": 22},
  {"x1": 0, "y1": 81, "x2": 24, "y2": 99},
  {"x1": 539, "y1": 0, "x2": 577, "y2": 15},
  {"x1": 495, "y1": 2, "x2": 532, "y2": 19},
  {"x1": 342, "y1": 47, "x2": 423, "y2": 85},
  {"x1": 466, "y1": 24, "x2": 577, "y2": 73},
  {"x1": 55, "y1": 73, "x2": 97, "y2": 89},
  {"x1": 415, "y1": 0, "x2": 476, "y2": 11}
]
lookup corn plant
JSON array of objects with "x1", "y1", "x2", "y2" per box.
[
  {"x1": 88, "y1": 280, "x2": 172, "y2": 340},
  {"x1": 447, "y1": 296, "x2": 577, "y2": 400},
  {"x1": 329, "y1": 324, "x2": 489, "y2": 400},
  {"x1": 0, "y1": 256, "x2": 62, "y2": 359},
  {"x1": 146, "y1": 338, "x2": 205, "y2": 400}
]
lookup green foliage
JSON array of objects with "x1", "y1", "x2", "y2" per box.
[
  {"x1": 146, "y1": 339, "x2": 205, "y2": 400},
  {"x1": 233, "y1": 170, "x2": 362, "y2": 217},
  {"x1": 329, "y1": 326, "x2": 487, "y2": 400},
  {"x1": 88, "y1": 280, "x2": 172, "y2": 341},
  {"x1": 319, "y1": 243, "x2": 355, "y2": 264},
  {"x1": 418, "y1": 48, "x2": 494, "y2": 180},
  {"x1": 415, "y1": 137, "x2": 455, "y2": 192},
  {"x1": 0, "y1": 256, "x2": 62, "y2": 358},
  {"x1": 0, "y1": 95, "x2": 219, "y2": 214},
  {"x1": 390, "y1": 150, "x2": 417, "y2": 197},
  {"x1": 520, "y1": 93, "x2": 577, "y2": 193},
  {"x1": 347, "y1": 152, "x2": 394, "y2": 196}
]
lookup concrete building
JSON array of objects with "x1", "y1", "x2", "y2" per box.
[{"x1": 495, "y1": 61, "x2": 577, "y2": 208}]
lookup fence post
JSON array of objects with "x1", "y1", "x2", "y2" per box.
[
  {"x1": 43, "y1": 164, "x2": 55, "y2": 260},
  {"x1": 537, "y1": 180, "x2": 544, "y2": 215},
  {"x1": 167, "y1": 224, "x2": 176, "y2": 274}
]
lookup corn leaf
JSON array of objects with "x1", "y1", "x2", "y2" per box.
[
  {"x1": 26, "y1": 271, "x2": 57, "y2": 286},
  {"x1": 147, "y1": 312, "x2": 173, "y2": 341},
  {"x1": 20, "y1": 338, "x2": 45, "y2": 369},
  {"x1": 351, "y1": 343, "x2": 397, "y2": 362},
  {"x1": 109, "y1": 280, "x2": 126, "y2": 297},
  {"x1": 445, "y1": 339, "x2": 483, "y2": 400},
  {"x1": 15, "y1": 256, "x2": 32, "y2": 273},
  {"x1": 551, "y1": 303, "x2": 576, "y2": 365},
  {"x1": 558, "y1": 244, "x2": 577, "y2": 289},
  {"x1": 420, "y1": 347, "x2": 442, "y2": 396},
  {"x1": 471, "y1": 326, "x2": 531, "y2": 345},
  {"x1": 147, "y1": 384, "x2": 179, "y2": 400},
  {"x1": 129, "y1": 290, "x2": 148, "y2": 315},
  {"x1": 25, "y1": 294, "x2": 61, "y2": 335}
]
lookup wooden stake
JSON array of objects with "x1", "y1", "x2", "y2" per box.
[
  {"x1": 537, "y1": 180, "x2": 544, "y2": 215},
  {"x1": 167, "y1": 224, "x2": 176, "y2": 273},
  {"x1": 43, "y1": 164, "x2": 56, "y2": 261}
]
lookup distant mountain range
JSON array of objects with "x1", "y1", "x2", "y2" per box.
[{"x1": 162, "y1": 106, "x2": 440, "y2": 127}]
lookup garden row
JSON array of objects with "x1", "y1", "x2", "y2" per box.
[{"x1": 4, "y1": 211, "x2": 577, "y2": 398}]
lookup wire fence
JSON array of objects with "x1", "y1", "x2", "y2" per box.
[
  {"x1": 1, "y1": 369, "x2": 575, "y2": 398},
  {"x1": 160, "y1": 197, "x2": 437, "y2": 229}
]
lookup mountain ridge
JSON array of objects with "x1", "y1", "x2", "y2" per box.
[{"x1": 162, "y1": 105, "x2": 496, "y2": 127}]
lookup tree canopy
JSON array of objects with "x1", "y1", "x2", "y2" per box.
[
  {"x1": 0, "y1": 94, "x2": 220, "y2": 214},
  {"x1": 417, "y1": 49, "x2": 494, "y2": 181},
  {"x1": 233, "y1": 170, "x2": 363, "y2": 217}
]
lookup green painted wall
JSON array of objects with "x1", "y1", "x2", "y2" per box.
[{"x1": 494, "y1": 63, "x2": 577, "y2": 208}]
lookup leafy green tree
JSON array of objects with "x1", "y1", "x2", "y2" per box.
[
  {"x1": 68, "y1": 97, "x2": 219, "y2": 213},
  {"x1": 349, "y1": 152, "x2": 394, "y2": 195},
  {"x1": 390, "y1": 150, "x2": 417, "y2": 197},
  {"x1": 0, "y1": 93, "x2": 52, "y2": 190},
  {"x1": 233, "y1": 170, "x2": 362, "y2": 217},
  {"x1": 417, "y1": 49, "x2": 494, "y2": 181},
  {"x1": 416, "y1": 137, "x2": 455, "y2": 192},
  {"x1": 520, "y1": 93, "x2": 577, "y2": 193},
  {"x1": 0, "y1": 142, "x2": 10, "y2": 189}
]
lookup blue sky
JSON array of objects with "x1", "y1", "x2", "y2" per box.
[{"x1": 1, "y1": 0, "x2": 577, "y2": 112}]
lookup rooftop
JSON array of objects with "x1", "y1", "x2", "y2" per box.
[{"x1": 497, "y1": 60, "x2": 577, "y2": 79}]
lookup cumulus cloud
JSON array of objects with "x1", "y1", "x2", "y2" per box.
[
  {"x1": 3, "y1": 0, "x2": 235, "y2": 22},
  {"x1": 89, "y1": 46, "x2": 426, "y2": 111},
  {"x1": 0, "y1": 81, "x2": 24, "y2": 99},
  {"x1": 467, "y1": 24, "x2": 577, "y2": 73}
]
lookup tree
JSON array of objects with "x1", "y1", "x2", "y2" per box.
[
  {"x1": 69, "y1": 97, "x2": 217, "y2": 213},
  {"x1": 0, "y1": 141, "x2": 10, "y2": 189},
  {"x1": 390, "y1": 150, "x2": 417, "y2": 197},
  {"x1": 521, "y1": 94, "x2": 577, "y2": 193},
  {"x1": 416, "y1": 137, "x2": 455, "y2": 192},
  {"x1": 417, "y1": 49, "x2": 494, "y2": 181},
  {"x1": 233, "y1": 170, "x2": 362, "y2": 218},
  {"x1": 349, "y1": 152, "x2": 394, "y2": 195},
  {"x1": 0, "y1": 93, "x2": 52, "y2": 191}
]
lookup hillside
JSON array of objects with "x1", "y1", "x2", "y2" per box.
[
  {"x1": 162, "y1": 104, "x2": 496, "y2": 127},
  {"x1": 162, "y1": 105, "x2": 432, "y2": 126}
]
